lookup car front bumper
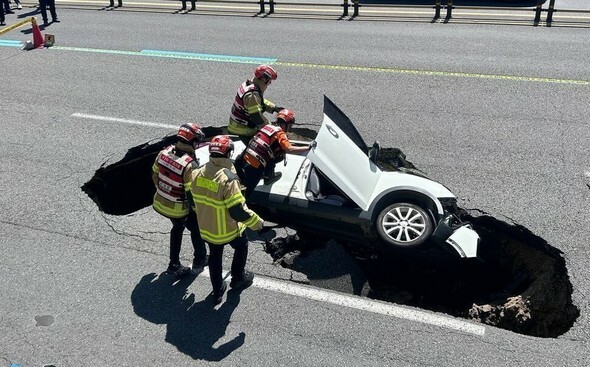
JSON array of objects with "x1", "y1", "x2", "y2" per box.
[{"x1": 433, "y1": 215, "x2": 480, "y2": 258}]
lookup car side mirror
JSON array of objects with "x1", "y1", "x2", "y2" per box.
[{"x1": 369, "y1": 141, "x2": 380, "y2": 163}]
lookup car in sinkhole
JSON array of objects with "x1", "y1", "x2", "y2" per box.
[{"x1": 193, "y1": 96, "x2": 480, "y2": 258}]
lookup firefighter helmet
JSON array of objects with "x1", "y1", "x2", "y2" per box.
[
  {"x1": 254, "y1": 65, "x2": 278, "y2": 81},
  {"x1": 209, "y1": 135, "x2": 234, "y2": 157},
  {"x1": 178, "y1": 123, "x2": 205, "y2": 143},
  {"x1": 276, "y1": 109, "x2": 295, "y2": 126}
]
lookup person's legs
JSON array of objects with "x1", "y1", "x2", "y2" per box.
[
  {"x1": 38, "y1": 0, "x2": 48, "y2": 23},
  {"x1": 3, "y1": 0, "x2": 12, "y2": 13},
  {"x1": 207, "y1": 243, "x2": 225, "y2": 294},
  {"x1": 48, "y1": 0, "x2": 57, "y2": 21},
  {"x1": 169, "y1": 217, "x2": 185, "y2": 265},
  {"x1": 185, "y1": 212, "x2": 207, "y2": 266},
  {"x1": 243, "y1": 164, "x2": 264, "y2": 198},
  {"x1": 229, "y1": 232, "x2": 248, "y2": 281},
  {"x1": 263, "y1": 161, "x2": 281, "y2": 185}
]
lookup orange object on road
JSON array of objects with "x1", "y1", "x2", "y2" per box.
[{"x1": 31, "y1": 17, "x2": 44, "y2": 48}]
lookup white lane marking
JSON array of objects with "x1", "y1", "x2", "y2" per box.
[
  {"x1": 71, "y1": 113, "x2": 177, "y2": 129},
  {"x1": 74, "y1": 110, "x2": 485, "y2": 336},
  {"x1": 198, "y1": 267, "x2": 486, "y2": 336}
]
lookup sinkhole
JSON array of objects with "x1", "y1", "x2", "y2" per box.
[{"x1": 82, "y1": 129, "x2": 579, "y2": 338}]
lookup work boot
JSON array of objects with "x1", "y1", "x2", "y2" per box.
[
  {"x1": 192, "y1": 255, "x2": 209, "y2": 271},
  {"x1": 263, "y1": 172, "x2": 282, "y2": 185},
  {"x1": 213, "y1": 281, "x2": 228, "y2": 305},
  {"x1": 230, "y1": 270, "x2": 255, "y2": 290},
  {"x1": 165, "y1": 262, "x2": 191, "y2": 276}
]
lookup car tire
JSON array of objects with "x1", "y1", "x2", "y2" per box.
[{"x1": 376, "y1": 202, "x2": 434, "y2": 248}]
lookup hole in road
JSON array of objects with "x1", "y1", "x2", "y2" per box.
[{"x1": 82, "y1": 130, "x2": 579, "y2": 338}]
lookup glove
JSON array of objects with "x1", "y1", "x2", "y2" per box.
[
  {"x1": 258, "y1": 220, "x2": 278, "y2": 235},
  {"x1": 273, "y1": 106, "x2": 284, "y2": 113}
]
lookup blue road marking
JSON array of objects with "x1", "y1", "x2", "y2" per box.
[
  {"x1": 141, "y1": 49, "x2": 276, "y2": 64},
  {"x1": 0, "y1": 39, "x2": 23, "y2": 48}
]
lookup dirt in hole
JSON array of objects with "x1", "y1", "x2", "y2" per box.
[{"x1": 82, "y1": 131, "x2": 579, "y2": 337}]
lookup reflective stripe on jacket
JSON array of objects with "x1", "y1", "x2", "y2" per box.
[
  {"x1": 228, "y1": 79, "x2": 276, "y2": 137},
  {"x1": 188, "y1": 157, "x2": 263, "y2": 245},
  {"x1": 152, "y1": 146, "x2": 195, "y2": 218},
  {"x1": 243, "y1": 124, "x2": 286, "y2": 169}
]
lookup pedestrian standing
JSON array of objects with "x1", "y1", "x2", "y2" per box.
[
  {"x1": 187, "y1": 135, "x2": 264, "y2": 304},
  {"x1": 152, "y1": 123, "x2": 208, "y2": 276},
  {"x1": 2, "y1": 0, "x2": 13, "y2": 16},
  {"x1": 0, "y1": 3, "x2": 5, "y2": 26},
  {"x1": 38, "y1": 0, "x2": 58, "y2": 25}
]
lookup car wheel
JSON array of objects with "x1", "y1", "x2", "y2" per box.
[{"x1": 376, "y1": 202, "x2": 434, "y2": 248}]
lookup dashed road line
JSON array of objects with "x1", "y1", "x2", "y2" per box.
[{"x1": 72, "y1": 112, "x2": 177, "y2": 129}]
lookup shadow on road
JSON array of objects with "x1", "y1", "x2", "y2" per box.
[{"x1": 131, "y1": 272, "x2": 245, "y2": 361}]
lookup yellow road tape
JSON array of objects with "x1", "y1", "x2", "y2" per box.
[{"x1": 0, "y1": 17, "x2": 32, "y2": 36}]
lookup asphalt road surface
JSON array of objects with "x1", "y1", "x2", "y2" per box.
[{"x1": 1, "y1": 2, "x2": 589, "y2": 366}]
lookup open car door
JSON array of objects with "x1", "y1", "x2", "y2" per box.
[{"x1": 307, "y1": 96, "x2": 381, "y2": 211}]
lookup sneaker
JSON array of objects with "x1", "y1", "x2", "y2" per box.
[
  {"x1": 165, "y1": 262, "x2": 191, "y2": 276},
  {"x1": 17, "y1": 4, "x2": 22, "y2": 9},
  {"x1": 192, "y1": 255, "x2": 208, "y2": 271},
  {"x1": 5, "y1": 10, "x2": 15, "y2": 14},
  {"x1": 213, "y1": 281, "x2": 227, "y2": 305},
  {"x1": 52, "y1": 18, "x2": 60, "y2": 23},
  {"x1": 263, "y1": 172, "x2": 282, "y2": 185},
  {"x1": 0, "y1": 22, "x2": 5, "y2": 26},
  {"x1": 230, "y1": 270, "x2": 254, "y2": 290}
]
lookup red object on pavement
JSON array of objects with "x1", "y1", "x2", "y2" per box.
[{"x1": 32, "y1": 18, "x2": 44, "y2": 48}]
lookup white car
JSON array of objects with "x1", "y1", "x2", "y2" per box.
[{"x1": 195, "y1": 96, "x2": 480, "y2": 258}]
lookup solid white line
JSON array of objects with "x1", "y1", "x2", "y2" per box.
[
  {"x1": 71, "y1": 112, "x2": 177, "y2": 129},
  {"x1": 200, "y1": 267, "x2": 486, "y2": 336},
  {"x1": 73, "y1": 109, "x2": 485, "y2": 336}
]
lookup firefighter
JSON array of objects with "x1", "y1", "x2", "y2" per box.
[
  {"x1": 227, "y1": 64, "x2": 284, "y2": 143},
  {"x1": 152, "y1": 123, "x2": 208, "y2": 276},
  {"x1": 235, "y1": 109, "x2": 311, "y2": 198},
  {"x1": 187, "y1": 135, "x2": 264, "y2": 304}
]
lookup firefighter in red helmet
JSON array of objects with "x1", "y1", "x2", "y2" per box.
[
  {"x1": 187, "y1": 135, "x2": 264, "y2": 304},
  {"x1": 228, "y1": 65, "x2": 284, "y2": 142},
  {"x1": 151, "y1": 123, "x2": 208, "y2": 276},
  {"x1": 235, "y1": 109, "x2": 311, "y2": 198}
]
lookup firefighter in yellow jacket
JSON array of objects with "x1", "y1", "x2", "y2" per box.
[
  {"x1": 152, "y1": 123, "x2": 208, "y2": 276},
  {"x1": 188, "y1": 135, "x2": 264, "y2": 304},
  {"x1": 227, "y1": 65, "x2": 283, "y2": 142}
]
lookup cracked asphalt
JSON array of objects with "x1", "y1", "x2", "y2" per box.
[{"x1": 1, "y1": 3, "x2": 589, "y2": 366}]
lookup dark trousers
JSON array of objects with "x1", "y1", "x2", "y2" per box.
[
  {"x1": 235, "y1": 158, "x2": 276, "y2": 199},
  {"x1": 2, "y1": 0, "x2": 10, "y2": 13},
  {"x1": 1, "y1": 0, "x2": 9, "y2": 22},
  {"x1": 169, "y1": 212, "x2": 206, "y2": 265},
  {"x1": 207, "y1": 233, "x2": 248, "y2": 294},
  {"x1": 38, "y1": 0, "x2": 57, "y2": 22}
]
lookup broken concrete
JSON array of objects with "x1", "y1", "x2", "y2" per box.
[{"x1": 81, "y1": 130, "x2": 579, "y2": 338}]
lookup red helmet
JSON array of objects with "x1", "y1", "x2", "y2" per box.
[
  {"x1": 209, "y1": 135, "x2": 234, "y2": 157},
  {"x1": 178, "y1": 123, "x2": 205, "y2": 143},
  {"x1": 276, "y1": 109, "x2": 295, "y2": 125},
  {"x1": 254, "y1": 65, "x2": 277, "y2": 81}
]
